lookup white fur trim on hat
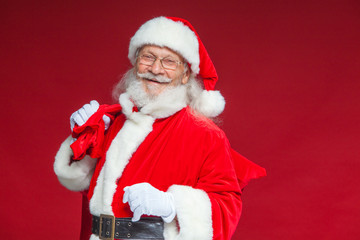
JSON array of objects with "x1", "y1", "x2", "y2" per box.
[
  {"x1": 193, "y1": 90, "x2": 225, "y2": 117},
  {"x1": 128, "y1": 16, "x2": 200, "y2": 74}
]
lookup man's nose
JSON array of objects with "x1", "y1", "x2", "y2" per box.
[{"x1": 149, "y1": 59, "x2": 165, "y2": 75}]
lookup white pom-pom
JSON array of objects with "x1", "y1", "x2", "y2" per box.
[{"x1": 193, "y1": 90, "x2": 225, "y2": 117}]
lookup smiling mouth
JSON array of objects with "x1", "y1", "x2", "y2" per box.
[{"x1": 144, "y1": 78, "x2": 168, "y2": 84}]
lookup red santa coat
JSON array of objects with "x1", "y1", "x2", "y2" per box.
[{"x1": 54, "y1": 92, "x2": 266, "y2": 240}]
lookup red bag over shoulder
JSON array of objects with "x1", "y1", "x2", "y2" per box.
[
  {"x1": 71, "y1": 104, "x2": 122, "y2": 160},
  {"x1": 231, "y1": 149, "x2": 266, "y2": 189}
]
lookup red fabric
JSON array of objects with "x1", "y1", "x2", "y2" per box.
[
  {"x1": 71, "y1": 104, "x2": 266, "y2": 239},
  {"x1": 231, "y1": 149, "x2": 267, "y2": 189},
  {"x1": 79, "y1": 192, "x2": 92, "y2": 240},
  {"x1": 86, "y1": 111, "x2": 127, "y2": 201},
  {"x1": 75, "y1": 106, "x2": 265, "y2": 240},
  {"x1": 166, "y1": 17, "x2": 218, "y2": 91},
  {"x1": 70, "y1": 104, "x2": 122, "y2": 160}
]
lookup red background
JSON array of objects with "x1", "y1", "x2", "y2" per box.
[{"x1": 1, "y1": 0, "x2": 359, "y2": 239}]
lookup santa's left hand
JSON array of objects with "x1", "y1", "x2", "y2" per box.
[{"x1": 123, "y1": 182, "x2": 176, "y2": 223}]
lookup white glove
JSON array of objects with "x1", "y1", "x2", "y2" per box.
[
  {"x1": 123, "y1": 183, "x2": 176, "y2": 223},
  {"x1": 70, "y1": 100, "x2": 110, "y2": 131}
]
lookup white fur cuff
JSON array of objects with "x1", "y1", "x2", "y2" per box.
[
  {"x1": 165, "y1": 185, "x2": 213, "y2": 240},
  {"x1": 54, "y1": 136, "x2": 97, "y2": 191},
  {"x1": 89, "y1": 234, "x2": 100, "y2": 240}
]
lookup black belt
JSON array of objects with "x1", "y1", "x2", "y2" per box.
[{"x1": 92, "y1": 214, "x2": 164, "y2": 240}]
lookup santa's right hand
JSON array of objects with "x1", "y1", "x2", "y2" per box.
[{"x1": 70, "y1": 100, "x2": 100, "y2": 131}]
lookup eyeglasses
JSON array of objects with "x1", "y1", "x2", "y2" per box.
[{"x1": 138, "y1": 54, "x2": 184, "y2": 70}]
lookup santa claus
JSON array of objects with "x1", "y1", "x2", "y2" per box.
[{"x1": 54, "y1": 16, "x2": 266, "y2": 240}]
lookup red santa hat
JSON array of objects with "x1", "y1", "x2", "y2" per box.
[{"x1": 128, "y1": 16, "x2": 225, "y2": 117}]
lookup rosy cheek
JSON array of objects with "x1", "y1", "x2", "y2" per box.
[{"x1": 136, "y1": 63, "x2": 148, "y2": 73}]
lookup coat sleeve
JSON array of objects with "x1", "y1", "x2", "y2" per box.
[
  {"x1": 54, "y1": 136, "x2": 98, "y2": 191},
  {"x1": 54, "y1": 104, "x2": 122, "y2": 191},
  {"x1": 166, "y1": 133, "x2": 242, "y2": 240}
]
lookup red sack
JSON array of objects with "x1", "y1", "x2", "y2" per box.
[
  {"x1": 231, "y1": 149, "x2": 267, "y2": 189},
  {"x1": 70, "y1": 104, "x2": 122, "y2": 160}
]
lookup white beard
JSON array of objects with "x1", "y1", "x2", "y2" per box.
[
  {"x1": 126, "y1": 77, "x2": 152, "y2": 108},
  {"x1": 125, "y1": 71, "x2": 188, "y2": 109}
]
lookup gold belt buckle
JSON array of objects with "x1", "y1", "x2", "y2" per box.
[{"x1": 99, "y1": 214, "x2": 115, "y2": 240}]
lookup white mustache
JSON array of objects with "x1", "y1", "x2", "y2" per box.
[{"x1": 137, "y1": 72, "x2": 172, "y2": 83}]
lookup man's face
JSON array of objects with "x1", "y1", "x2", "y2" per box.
[{"x1": 135, "y1": 45, "x2": 190, "y2": 97}]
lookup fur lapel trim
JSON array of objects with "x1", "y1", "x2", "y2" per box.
[{"x1": 89, "y1": 94, "x2": 155, "y2": 216}]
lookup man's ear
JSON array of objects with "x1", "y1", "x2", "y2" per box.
[{"x1": 181, "y1": 69, "x2": 190, "y2": 85}]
